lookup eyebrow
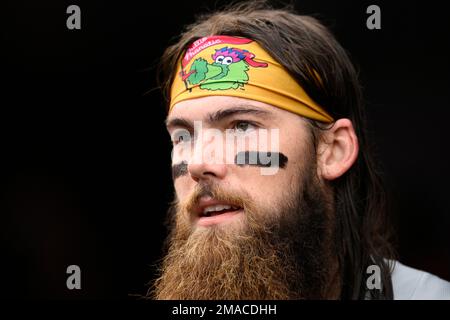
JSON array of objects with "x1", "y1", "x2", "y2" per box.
[{"x1": 165, "y1": 105, "x2": 271, "y2": 130}]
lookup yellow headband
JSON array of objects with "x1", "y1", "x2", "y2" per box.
[{"x1": 169, "y1": 36, "x2": 334, "y2": 123}]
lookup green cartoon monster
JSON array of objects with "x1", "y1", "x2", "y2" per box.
[{"x1": 183, "y1": 47, "x2": 267, "y2": 91}]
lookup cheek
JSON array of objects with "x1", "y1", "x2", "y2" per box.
[
  {"x1": 173, "y1": 177, "x2": 193, "y2": 202},
  {"x1": 229, "y1": 167, "x2": 297, "y2": 209}
]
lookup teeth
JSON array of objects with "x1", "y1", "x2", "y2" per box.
[{"x1": 203, "y1": 204, "x2": 237, "y2": 215}]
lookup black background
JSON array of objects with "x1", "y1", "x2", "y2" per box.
[{"x1": 1, "y1": 0, "x2": 449, "y2": 299}]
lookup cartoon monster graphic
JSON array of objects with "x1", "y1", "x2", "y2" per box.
[{"x1": 181, "y1": 47, "x2": 268, "y2": 91}]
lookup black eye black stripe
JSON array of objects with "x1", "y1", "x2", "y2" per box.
[
  {"x1": 172, "y1": 161, "x2": 188, "y2": 180},
  {"x1": 234, "y1": 151, "x2": 288, "y2": 168}
]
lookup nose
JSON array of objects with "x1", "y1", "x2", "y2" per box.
[
  {"x1": 188, "y1": 161, "x2": 227, "y2": 182},
  {"x1": 187, "y1": 132, "x2": 227, "y2": 182}
]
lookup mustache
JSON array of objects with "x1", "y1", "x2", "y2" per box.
[{"x1": 179, "y1": 183, "x2": 250, "y2": 217}]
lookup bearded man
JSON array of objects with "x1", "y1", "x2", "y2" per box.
[{"x1": 150, "y1": 2, "x2": 450, "y2": 300}]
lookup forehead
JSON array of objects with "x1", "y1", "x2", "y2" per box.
[{"x1": 168, "y1": 96, "x2": 288, "y2": 121}]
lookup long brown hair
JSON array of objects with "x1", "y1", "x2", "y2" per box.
[{"x1": 157, "y1": 0, "x2": 396, "y2": 299}]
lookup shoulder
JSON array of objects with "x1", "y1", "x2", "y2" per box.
[{"x1": 390, "y1": 260, "x2": 450, "y2": 300}]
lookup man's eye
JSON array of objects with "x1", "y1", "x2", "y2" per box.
[
  {"x1": 233, "y1": 121, "x2": 256, "y2": 133},
  {"x1": 171, "y1": 130, "x2": 191, "y2": 145}
]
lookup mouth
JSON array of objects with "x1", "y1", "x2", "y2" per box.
[{"x1": 194, "y1": 198, "x2": 243, "y2": 227}]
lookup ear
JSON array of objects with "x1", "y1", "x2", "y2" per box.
[{"x1": 316, "y1": 119, "x2": 359, "y2": 180}]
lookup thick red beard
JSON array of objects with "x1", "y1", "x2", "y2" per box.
[
  {"x1": 149, "y1": 174, "x2": 336, "y2": 300},
  {"x1": 152, "y1": 206, "x2": 301, "y2": 299}
]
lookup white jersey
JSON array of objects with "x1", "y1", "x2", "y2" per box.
[{"x1": 391, "y1": 260, "x2": 450, "y2": 300}]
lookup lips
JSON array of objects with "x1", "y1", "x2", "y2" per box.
[
  {"x1": 194, "y1": 197, "x2": 243, "y2": 226},
  {"x1": 202, "y1": 204, "x2": 240, "y2": 217}
]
